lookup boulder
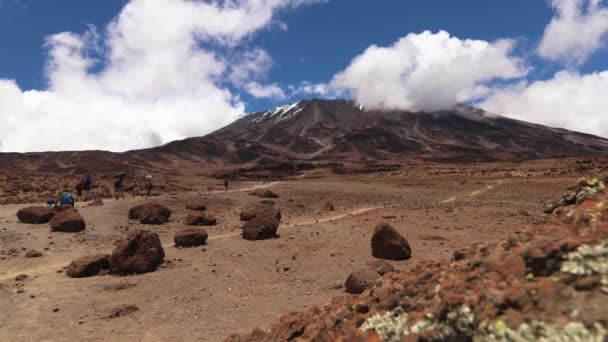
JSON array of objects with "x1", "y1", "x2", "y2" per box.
[
  {"x1": 24, "y1": 249, "x2": 43, "y2": 258},
  {"x1": 243, "y1": 213, "x2": 279, "y2": 240},
  {"x1": 185, "y1": 213, "x2": 217, "y2": 226},
  {"x1": 249, "y1": 189, "x2": 279, "y2": 198},
  {"x1": 371, "y1": 223, "x2": 411, "y2": 261},
  {"x1": 185, "y1": 201, "x2": 207, "y2": 211},
  {"x1": 321, "y1": 201, "x2": 335, "y2": 212},
  {"x1": 109, "y1": 230, "x2": 165, "y2": 275},
  {"x1": 128, "y1": 205, "x2": 145, "y2": 220},
  {"x1": 344, "y1": 267, "x2": 380, "y2": 294},
  {"x1": 137, "y1": 203, "x2": 171, "y2": 225},
  {"x1": 174, "y1": 228, "x2": 208, "y2": 247},
  {"x1": 240, "y1": 204, "x2": 281, "y2": 221},
  {"x1": 66, "y1": 254, "x2": 109, "y2": 278},
  {"x1": 50, "y1": 209, "x2": 86, "y2": 233},
  {"x1": 17, "y1": 206, "x2": 55, "y2": 224}
]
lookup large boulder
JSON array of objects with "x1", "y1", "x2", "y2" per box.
[
  {"x1": 185, "y1": 201, "x2": 207, "y2": 211},
  {"x1": 371, "y1": 223, "x2": 411, "y2": 261},
  {"x1": 66, "y1": 254, "x2": 109, "y2": 278},
  {"x1": 132, "y1": 203, "x2": 172, "y2": 225},
  {"x1": 109, "y1": 230, "x2": 165, "y2": 275},
  {"x1": 185, "y1": 213, "x2": 217, "y2": 226},
  {"x1": 174, "y1": 228, "x2": 208, "y2": 247},
  {"x1": 240, "y1": 204, "x2": 281, "y2": 221},
  {"x1": 50, "y1": 209, "x2": 86, "y2": 233},
  {"x1": 243, "y1": 213, "x2": 279, "y2": 240},
  {"x1": 17, "y1": 206, "x2": 56, "y2": 224}
]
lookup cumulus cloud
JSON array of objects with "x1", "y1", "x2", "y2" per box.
[
  {"x1": 538, "y1": 0, "x2": 608, "y2": 64},
  {"x1": 481, "y1": 70, "x2": 608, "y2": 138},
  {"x1": 244, "y1": 82, "x2": 286, "y2": 99},
  {"x1": 330, "y1": 31, "x2": 528, "y2": 112},
  {"x1": 0, "y1": 0, "x2": 322, "y2": 152}
]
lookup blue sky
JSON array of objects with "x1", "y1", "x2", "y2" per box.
[{"x1": 0, "y1": 0, "x2": 607, "y2": 152}]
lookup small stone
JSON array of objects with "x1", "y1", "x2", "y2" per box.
[{"x1": 15, "y1": 274, "x2": 28, "y2": 281}]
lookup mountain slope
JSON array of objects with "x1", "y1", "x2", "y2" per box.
[{"x1": 208, "y1": 99, "x2": 608, "y2": 163}]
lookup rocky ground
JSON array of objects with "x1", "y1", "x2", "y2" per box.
[{"x1": 0, "y1": 158, "x2": 604, "y2": 341}]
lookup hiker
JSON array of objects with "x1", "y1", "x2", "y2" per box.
[
  {"x1": 144, "y1": 175, "x2": 153, "y2": 197},
  {"x1": 82, "y1": 174, "x2": 93, "y2": 191},
  {"x1": 224, "y1": 179, "x2": 229, "y2": 192},
  {"x1": 114, "y1": 176, "x2": 125, "y2": 200},
  {"x1": 58, "y1": 187, "x2": 75, "y2": 208},
  {"x1": 75, "y1": 181, "x2": 83, "y2": 198}
]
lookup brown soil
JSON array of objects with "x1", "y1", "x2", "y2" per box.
[{"x1": 0, "y1": 158, "x2": 598, "y2": 341}]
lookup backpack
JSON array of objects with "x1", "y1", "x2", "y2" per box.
[
  {"x1": 83, "y1": 175, "x2": 92, "y2": 187},
  {"x1": 60, "y1": 192, "x2": 74, "y2": 205}
]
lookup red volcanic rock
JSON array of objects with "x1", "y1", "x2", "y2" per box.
[
  {"x1": 132, "y1": 203, "x2": 172, "y2": 225},
  {"x1": 17, "y1": 206, "x2": 55, "y2": 224},
  {"x1": 50, "y1": 209, "x2": 86, "y2": 233},
  {"x1": 370, "y1": 223, "x2": 411, "y2": 261},
  {"x1": 185, "y1": 201, "x2": 207, "y2": 211},
  {"x1": 240, "y1": 204, "x2": 281, "y2": 222},
  {"x1": 66, "y1": 254, "x2": 109, "y2": 278},
  {"x1": 185, "y1": 213, "x2": 217, "y2": 226},
  {"x1": 174, "y1": 228, "x2": 208, "y2": 247},
  {"x1": 109, "y1": 230, "x2": 165, "y2": 275},
  {"x1": 243, "y1": 213, "x2": 279, "y2": 241}
]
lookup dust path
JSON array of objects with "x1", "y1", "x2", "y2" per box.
[
  {"x1": 307, "y1": 137, "x2": 333, "y2": 159},
  {"x1": 441, "y1": 180, "x2": 505, "y2": 203}
]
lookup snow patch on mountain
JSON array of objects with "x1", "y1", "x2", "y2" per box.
[{"x1": 251, "y1": 101, "x2": 303, "y2": 124}]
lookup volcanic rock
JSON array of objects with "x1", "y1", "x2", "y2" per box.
[
  {"x1": 370, "y1": 223, "x2": 411, "y2": 261},
  {"x1": 109, "y1": 230, "x2": 165, "y2": 275},
  {"x1": 174, "y1": 228, "x2": 208, "y2": 247},
  {"x1": 50, "y1": 209, "x2": 86, "y2": 233},
  {"x1": 17, "y1": 206, "x2": 55, "y2": 224},
  {"x1": 240, "y1": 204, "x2": 281, "y2": 221},
  {"x1": 185, "y1": 213, "x2": 217, "y2": 226},
  {"x1": 135, "y1": 203, "x2": 172, "y2": 225},
  {"x1": 243, "y1": 213, "x2": 279, "y2": 240},
  {"x1": 249, "y1": 189, "x2": 279, "y2": 198},
  {"x1": 24, "y1": 249, "x2": 43, "y2": 258},
  {"x1": 185, "y1": 201, "x2": 207, "y2": 211},
  {"x1": 66, "y1": 254, "x2": 109, "y2": 278}
]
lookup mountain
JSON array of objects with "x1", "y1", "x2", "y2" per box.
[
  {"x1": 205, "y1": 99, "x2": 608, "y2": 163},
  {"x1": 2, "y1": 99, "x2": 608, "y2": 175}
]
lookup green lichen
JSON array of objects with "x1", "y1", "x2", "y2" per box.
[
  {"x1": 361, "y1": 307, "x2": 606, "y2": 341},
  {"x1": 561, "y1": 241, "x2": 608, "y2": 293},
  {"x1": 573, "y1": 178, "x2": 605, "y2": 204}
]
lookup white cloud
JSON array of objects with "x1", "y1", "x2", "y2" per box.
[
  {"x1": 330, "y1": 30, "x2": 528, "y2": 112},
  {"x1": 244, "y1": 82, "x2": 286, "y2": 99},
  {"x1": 0, "y1": 0, "x2": 323, "y2": 152},
  {"x1": 481, "y1": 70, "x2": 608, "y2": 137},
  {"x1": 538, "y1": 0, "x2": 608, "y2": 64}
]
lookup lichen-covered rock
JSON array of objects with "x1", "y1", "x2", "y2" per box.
[
  {"x1": 50, "y1": 209, "x2": 86, "y2": 233},
  {"x1": 17, "y1": 206, "x2": 55, "y2": 224},
  {"x1": 371, "y1": 223, "x2": 411, "y2": 261},
  {"x1": 66, "y1": 254, "x2": 109, "y2": 278},
  {"x1": 344, "y1": 267, "x2": 380, "y2": 294}
]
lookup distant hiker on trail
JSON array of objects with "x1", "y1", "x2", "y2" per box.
[
  {"x1": 59, "y1": 187, "x2": 75, "y2": 207},
  {"x1": 114, "y1": 175, "x2": 126, "y2": 200},
  {"x1": 224, "y1": 179, "x2": 229, "y2": 192},
  {"x1": 144, "y1": 175, "x2": 153, "y2": 197},
  {"x1": 83, "y1": 174, "x2": 93, "y2": 191}
]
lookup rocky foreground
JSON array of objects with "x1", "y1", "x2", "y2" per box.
[{"x1": 227, "y1": 177, "x2": 608, "y2": 341}]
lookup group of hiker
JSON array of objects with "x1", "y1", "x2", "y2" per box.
[{"x1": 49, "y1": 173, "x2": 154, "y2": 208}]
